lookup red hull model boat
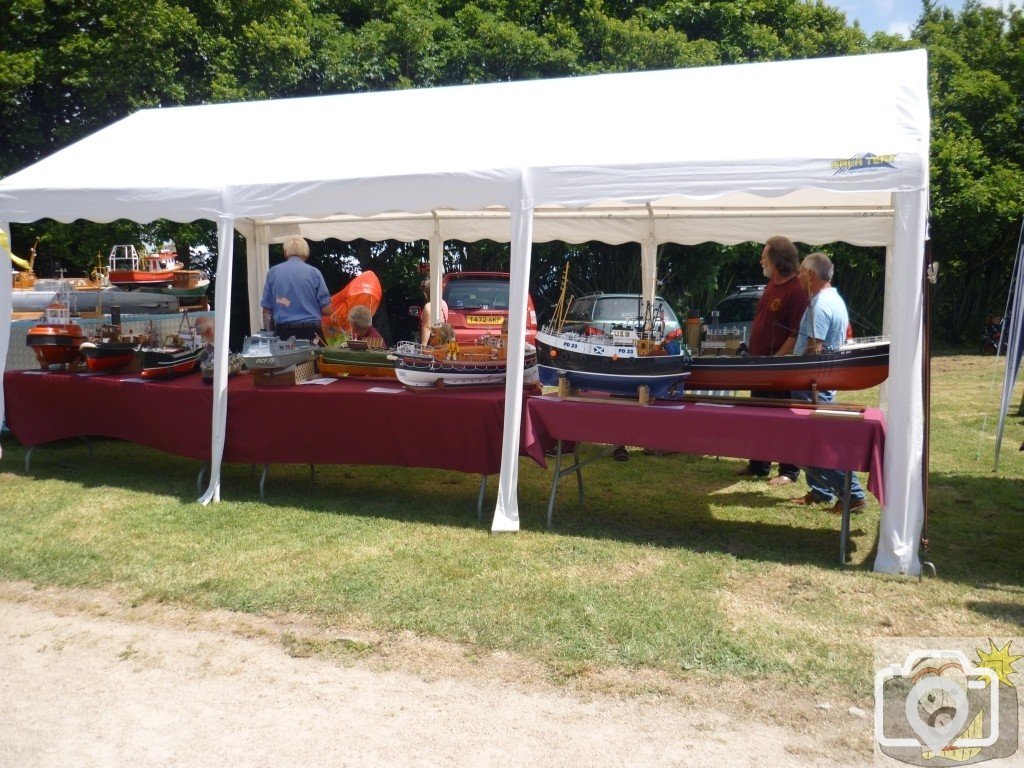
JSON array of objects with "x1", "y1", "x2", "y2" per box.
[
  {"x1": 138, "y1": 317, "x2": 207, "y2": 379},
  {"x1": 25, "y1": 293, "x2": 85, "y2": 370},
  {"x1": 106, "y1": 243, "x2": 183, "y2": 288},
  {"x1": 686, "y1": 337, "x2": 890, "y2": 391},
  {"x1": 79, "y1": 323, "x2": 152, "y2": 373}
]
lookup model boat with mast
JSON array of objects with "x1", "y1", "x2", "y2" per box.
[
  {"x1": 25, "y1": 286, "x2": 86, "y2": 370},
  {"x1": 391, "y1": 329, "x2": 538, "y2": 388},
  {"x1": 137, "y1": 315, "x2": 208, "y2": 379},
  {"x1": 535, "y1": 266, "x2": 691, "y2": 399}
]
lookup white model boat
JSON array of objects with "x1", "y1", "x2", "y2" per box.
[
  {"x1": 240, "y1": 330, "x2": 317, "y2": 372},
  {"x1": 391, "y1": 336, "x2": 539, "y2": 388}
]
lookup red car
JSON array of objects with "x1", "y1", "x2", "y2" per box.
[{"x1": 441, "y1": 272, "x2": 538, "y2": 345}]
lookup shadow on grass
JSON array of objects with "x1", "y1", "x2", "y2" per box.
[
  {"x1": 927, "y1": 471, "x2": 1024, "y2": 589},
  {"x1": 0, "y1": 433, "x2": 874, "y2": 571}
]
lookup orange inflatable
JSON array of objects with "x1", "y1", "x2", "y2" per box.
[{"x1": 321, "y1": 271, "x2": 382, "y2": 340}]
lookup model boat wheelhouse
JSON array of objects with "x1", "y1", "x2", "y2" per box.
[{"x1": 240, "y1": 331, "x2": 317, "y2": 372}]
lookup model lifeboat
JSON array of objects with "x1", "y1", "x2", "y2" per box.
[{"x1": 25, "y1": 296, "x2": 85, "y2": 370}]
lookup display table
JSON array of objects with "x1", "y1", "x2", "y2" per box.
[
  {"x1": 521, "y1": 394, "x2": 886, "y2": 563},
  {"x1": 3, "y1": 371, "x2": 526, "y2": 503}
]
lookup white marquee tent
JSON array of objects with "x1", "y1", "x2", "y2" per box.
[{"x1": 0, "y1": 50, "x2": 929, "y2": 575}]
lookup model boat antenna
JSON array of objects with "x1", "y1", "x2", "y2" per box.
[{"x1": 553, "y1": 263, "x2": 574, "y2": 334}]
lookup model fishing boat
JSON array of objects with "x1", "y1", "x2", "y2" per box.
[
  {"x1": 687, "y1": 336, "x2": 890, "y2": 391},
  {"x1": 201, "y1": 351, "x2": 243, "y2": 383},
  {"x1": 391, "y1": 334, "x2": 539, "y2": 388},
  {"x1": 25, "y1": 290, "x2": 86, "y2": 370},
  {"x1": 316, "y1": 339, "x2": 397, "y2": 378},
  {"x1": 79, "y1": 323, "x2": 152, "y2": 372},
  {"x1": 137, "y1": 316, "x2": 207, "y2": 379},
  {"x1": 107, "y1": 243, "x2": 183, "y2": 288},
  {"x1": 240, "y1": 330, "x2": 317, "y2": 372},
  {"x1": 535, "y1": 265, "x2": 691, "y2": 399}
]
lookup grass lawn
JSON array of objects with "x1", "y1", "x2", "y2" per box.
[{"x1": 1, "y1": 353, "x2": 1022, "y2": 704}]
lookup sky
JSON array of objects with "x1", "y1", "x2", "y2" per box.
[{"x1": 827, "y1": 0, "x2": 1005, "y2": 37}]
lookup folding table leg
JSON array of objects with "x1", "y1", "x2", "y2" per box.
[
  {"x1": 839, "y1": 471, "x2": 852, "y2": 565},
  {"x1": 197, "y1": 463, "x2": 207, "y2": 496},
  {"x1": 477, "y1": 475, "x2": 487, "y2": 523},
  {"x1": 259, "y1": 464, "x2": 270, "y2": 500}
]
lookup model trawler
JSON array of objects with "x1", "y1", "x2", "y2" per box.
[
  {"x1": 137, "y1": 315, "x2": 208, "y2": 379},
  {"x1": 391, "y1": 325, "x2": 539, "y2": 388},
  {"x1": 240, "y1": 330, "x2": 317, "y2": 372},
  {"x1": 107, "y1": 243, "x2": 183, "y2": 288},
  {"x1": 535, "y1": 265, "x2": 691, "y2": 400}
]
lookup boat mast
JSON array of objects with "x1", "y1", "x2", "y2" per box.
[{"x1": 553, "y1": 262, "x2": 572, "y2": 334}]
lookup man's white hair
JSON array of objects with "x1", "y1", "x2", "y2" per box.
[{"x1": 283, "y1": 236, "x2": 310, "y2": 259}]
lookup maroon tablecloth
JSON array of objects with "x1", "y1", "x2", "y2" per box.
[
  {"x1": 3, "y1": 371, "x2": 522, "y2": 475},
  {"x1": 522, "y1": 395, "x2": 886, "y2": 505}
]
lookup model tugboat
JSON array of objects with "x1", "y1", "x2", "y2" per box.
[
  {"x1": 240, "y1": 330, "x2": 317, "y2": 372},
  {"x1": 316, "y1": 338, "x2": 397, "y2": 379},
  {"x1": 79, "y1": 311, "x2": 152, "y2": 372},
  {"x1": 137, "y1": 315, "x2": 207, "y2": 379},
  {"x1": 25, "y1": 288, "x2": 86, "y2": 370},
  {"x1": 391, "y1": 325, "x2": 538, "y2": 388}
]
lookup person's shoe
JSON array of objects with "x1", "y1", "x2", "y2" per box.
[
  {"x1": 829, "y1": 497, "x2": 867, "y2": 515},
  {"x1": 792, "y1": 491, "x2": 831, "y2": 506},
  {"x1": 736, "y1": 466, "x2": 769, "y2": 478},
  {"x1": 767, "y1": 474, "x2": 796, "y2": 486},
  {"x1": 612, "y1": 446, "x2": 629, "y2": 462}
]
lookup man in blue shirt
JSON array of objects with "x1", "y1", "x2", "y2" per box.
[
  {"x1": 791, "y1": 252, "x2": 867, "y2": 514},
  {"x1": 261, "y1": 236, "x2": 331, "y2": 342}
]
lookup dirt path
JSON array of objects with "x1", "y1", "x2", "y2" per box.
[{"x1": 0, "y1": 581, "x2": 872, "y2": 767}]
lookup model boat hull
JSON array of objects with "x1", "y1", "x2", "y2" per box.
[
  {"x1": 201, "y1": 352, "x2": 243, "y2": 382},
  {"x1": 26, "y1": 324, "x2": 86, "y2": 368},
  {"x1": 687, "y1": 341, "x2": 890, "y2": 391},
  {"x1": 392, "y1": 341, "x2": 538, "y2": 388},
  {"x1": 138, "y1": 346, "x2": 205, "y2": 379},
  {"x1": 535, "y1": 329, "x2": 690, "y2": 399},
  {"x1": 317, "y1": 346, "x2": 397, "y2": 378},
  {"x1": 79, "y1": 342, "x2": 138, "y2": 372},
  {"x1": 107, "y1": 270, "x2": 178, "y2": 287}
]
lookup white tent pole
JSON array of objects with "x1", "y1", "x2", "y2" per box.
[
  {"x1": 199, "y1": 215, "x2": 236, "y2": 505},
  {"x1": 0, "y1": 220, "x2": 13, "y2": 455},
  {"x1": 247, "y1": 224, "x2": 270, "y2": 334},
  {"x1": 492, "y1": 195, "x2": 534, "y2": 532},
  {"x1": 429, "y1": 212, "x2": 443, "y2": 320},
  {"x1": 993, "y1": 223, "x2": 1024, "y2": 469},
  {"x1": 873, "y1": 189, "x2": 926, "y2": 576}
]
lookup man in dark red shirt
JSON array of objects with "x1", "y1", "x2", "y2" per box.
[{"x1": 737, "y1": 235, "x2": 808, "y2": 484}]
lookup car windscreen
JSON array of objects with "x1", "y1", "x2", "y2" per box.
[
  {"x1": 593, "y1": 297, "x2": 645, "y2": 322},
  {"x1": 718, "y1": 295, "x2": 760, "y2": 324},
  {"x1": 443, "y1": 280, "x2": 510, "y2": 311}
]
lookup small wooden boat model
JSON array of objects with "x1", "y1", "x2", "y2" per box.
[
  {"x1": 107, "y1": 243, "x2": 183, "y2": 288},
  {"x1": 240, "y1": 330, "x2": 317, "y2": 372},
  {"x1": 316, "y1": 339, "x2": 396, "y2": 378},
  {"x1": 391, "y1": 335, "x2": 538, "y2": 388},
  {"x1": 79, "y1": 323, "x2": 152, "y2": 372},
  {"x1": 201, "y1": 351, "x2": 243, "y2": 383},
  {"x1": 687, "y1": 337, "x2": 890, "y2": 391},
  {"x1": 25, "y1": 291, "x2": 85, "y2": 370}
]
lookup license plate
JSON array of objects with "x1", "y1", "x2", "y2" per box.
[{"x1": 466, "y1": 315, "x2": 504, "y2": 325}]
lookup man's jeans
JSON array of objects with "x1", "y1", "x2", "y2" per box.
[{"x1": 791, "y1": 389, "x2": 866, "y2": 503}]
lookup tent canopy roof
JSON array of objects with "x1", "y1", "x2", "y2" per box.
[{"x1": 0, "y1": 50, "x2": 928, "y2": 245}]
